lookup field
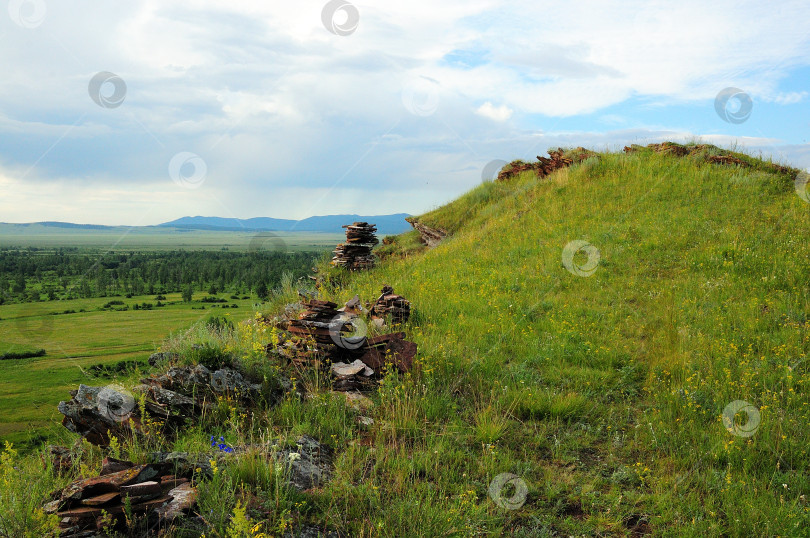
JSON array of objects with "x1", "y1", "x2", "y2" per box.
[
  {"x1": 0, "y1": 224, "x2": 343, "y2": 251},
  {"x1": 0, "y1": 292, "x2": 260, "y2": 449}
]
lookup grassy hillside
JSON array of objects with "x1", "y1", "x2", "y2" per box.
[
  {"x1": 1, "y1": 145, "x2": 808, "y2": 536},
  {"x1": 310, "y1": 146, "x2": 808, "y2": 535}
]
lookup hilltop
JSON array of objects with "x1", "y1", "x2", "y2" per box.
[{"x1": 2, "y1": 143, "x2": 808, "y2": 536}]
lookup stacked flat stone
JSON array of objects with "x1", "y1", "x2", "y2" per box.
[
  {"x1": 371, "y1": 285, "x2": 411, "y2": 324},
  {"x1": 331, "y1": 222, "x2": 379, "y2": 270},
  {"x1": 286, "y1": 299, "x2": 343, "y2": 345}
]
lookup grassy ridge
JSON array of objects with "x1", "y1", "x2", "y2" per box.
[
  {"x1": 302, "y1": 149, "x2": 808, "y2": 535},
  {"x1": 1, "y1": 146, "x2": 808, "y2": 536}
]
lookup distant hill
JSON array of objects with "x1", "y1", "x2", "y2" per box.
[
  {"x1": 158, "y1": 214, "x2": 412, "y2": 235},
  {"x1": 0, "y1": 214, "x2": 413, "y2": 236},
  {"x1": 7, "y1": 221, "x2": 115, "y2": 230}
]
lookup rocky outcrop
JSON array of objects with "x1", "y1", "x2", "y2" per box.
[
  {"x1": 623, "y1": 142, "x2": 795, "y2": 175},
  {"x1": 405, "y1": 218, "x2": 447, "y2": 248},
  {"x1": 57, "y1": 365, "x2": 266, "y2": 447},
  {"x1": 496, "y1": 147, "x2": 597, "y2": 183}
]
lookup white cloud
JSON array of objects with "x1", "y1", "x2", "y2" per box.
[
  {"x1": 475, "y1": 102, "x2": 513, "y2": 121},
  {"x1": 772, "y1": 92, "x2": 808, "y2": 105}
]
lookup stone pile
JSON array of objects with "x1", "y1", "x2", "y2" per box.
[
  {"x1": 43, "y1": 457, "x2": 197, "y2": 537},
  {"x1": 622, "y1": 142, "x2": 795, "y2": 175},
  {"x1": 327, "y1": 332, "x2": 416, "y2": 392},
  {"x1": 286, "y1": 299, "x2": 344, "y2": 346},
  {"x1": 58, "y1": 365, "x2": 265, "y2": 447},
  {"x1": 45, "y1": 435, "x2": 334, "y2": 536},
  {"x1": 331, "y1": 222, "x2": 379, "y2": 270},
  {"x1": 274, "y1": 293, "x2": 417, "y2": 392},
  {"x1": 370, "y1": 285, "x2": 411, "y2": 325},
  {"x1": 497, "y1": 147, "x2": 596, "y2": 182}
]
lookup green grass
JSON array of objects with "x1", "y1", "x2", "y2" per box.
[
  {"x1": 0, "y1": 292, "x2": 260, "y2": 449},
  {"x1": 1, "y1": 145, "x2": 808, "y2": 536}
]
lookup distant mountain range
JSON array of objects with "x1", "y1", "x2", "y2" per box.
[{"x1": 1, "y1": 214, "x2": 413, "y2": 235}]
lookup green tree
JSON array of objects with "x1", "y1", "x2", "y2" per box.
[
  {"x1": 255, "y1": 281, "x2": 269, "y2": 302},
  {"x1": 182, "y1": 285, "x2": 193, "y2": 302},
  {"x1": 12, "y1": 274, "x2": 25, "y2": 294}
]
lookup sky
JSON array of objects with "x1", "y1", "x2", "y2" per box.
[{"x1": 1, "y1": 0, "x2": 809, "y2": 225}]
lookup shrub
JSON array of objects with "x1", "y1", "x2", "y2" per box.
[
  {"x1": 0, "y1": 349, "x2": 46, "y2": 361},
  {"x1": 187, "y1": 343, "x2": 233, "y2": 370}
]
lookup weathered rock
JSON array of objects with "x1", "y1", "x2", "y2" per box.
[
  {"x1": 100, "y1": 457, "x2": 134, "y2": 476},
  {"x1": 356, "y1": 332, "x2": 417, "y2": 373},
  {"x1": 340, "y1": 391, "x2": 374, "y2": 412},
  {"x1": 120, "y1": 481, "x2": 161, "y2": 499},
  {"x1": 48, "y1": 463, "x2": 197, "y2": 536},
  {"x1": 147, "y1": 351, "x2": 178, "y2": 367},
  {"x1": 357, "y1": 416, "x2": 374, "y2": 427},
  {"x1": 332, "y1": 222, "x2": 378, "y2": 270},
  {"x1": 406, "y1": 218, "x2": 447, "y2": 248},
  {"x1": 60, "y1": 466, "x2": 147, "y2": 505},
  {"x1": 57, "y1": 385, "x2": 138, "y2": 446},
  {"x1": 370, "y1": 285, "x2": 410, "y2": 324},
  {"x1": 59, "y1": 366, "x2": 263, "y2": 446},
  {"x1": 147, "y1": 451, "x2": 217, "y2": 480},
  {"x1": 331, "y1": 359, "x2": 369, "y2": 377},
  {"x1": 80, "y1": 492, "x2": 120, "y2": 506},
  {"x1": 281, "y1": 436, "x2": 333, "y2": 491},
  {"x1": 154, "y1": 482, "x2": 197, "y2": 522},
  {"x1": 45, "y1": 445, "x2": 74, "y2": 475},
  {"x1": 339, "y1": 294, "x2": 364, "y2": 316}
]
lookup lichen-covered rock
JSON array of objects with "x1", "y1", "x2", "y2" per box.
[
  {"x1": 57, "y1": 385, "x2": 138, "y2": 446},
  {"x1": 58, "y1": 366, "x2": 268, "y2": 446}
]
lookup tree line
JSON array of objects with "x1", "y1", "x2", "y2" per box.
[{"x1": 0, "y1": 247, "x2": 321, "y2": 303}]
